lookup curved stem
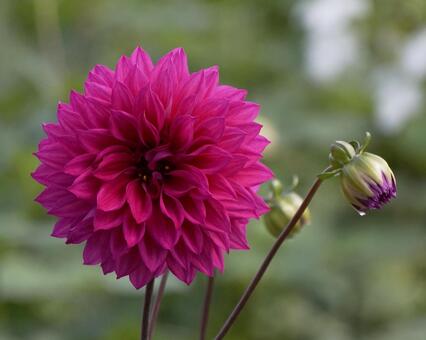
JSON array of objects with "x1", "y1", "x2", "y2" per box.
[
  {"x1": 148, "y1": 270, "x2": 169, "y2": 340},
  {"x1": 215, "y1": 178, "x2": 323, "y2": 339},
  {"x1": 200, "y1": 275, "x2": 215, "y2": 340},
  {"x1": 141, "y1": 279, "x2": 155, "y2": 340}
]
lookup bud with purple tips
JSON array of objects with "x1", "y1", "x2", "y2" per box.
[{"x1": 320, "y1": 132, "x2": 397, "y2": 215}]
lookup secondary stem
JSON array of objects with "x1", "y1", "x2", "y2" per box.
[
  {"x1": 200, "y1": 275, "x2": 215, "y2": 340},
  {"x1": 215, "y1": 177, "x2": 323, "y2": 339},
  {"x1": 141, "y1": 279, "x2": 155, "y2": 340},
  {"x1": 148, "y1": 270, "x2": 169, "y2": 340}
]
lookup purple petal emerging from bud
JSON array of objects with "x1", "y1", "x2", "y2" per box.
[
  {"x1": 340, "y1": 152, "x2": 397, "y2": 214},
  {"x1": 356, "y1": 172, "x2": 396, "y2": 211}
]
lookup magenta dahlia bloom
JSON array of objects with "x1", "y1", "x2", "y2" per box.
[{"x1": 33, "y1": 47, "x2": 273, "y2": 288}]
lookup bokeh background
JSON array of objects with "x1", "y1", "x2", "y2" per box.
[{"x1": 1, "y1": 0, "x2": 426, "y2": 339}]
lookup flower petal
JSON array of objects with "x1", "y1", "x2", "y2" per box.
[
  {"x1": 147, "y1": 205, "x2": 179, "y2": 250},
  {"x1": 68, "y1": 171, "x2": 99, "y2": 200},
  {"x1": 134, "y1": 86, "x2": 166, "y2": 130},
  {"x1": 168, "y1": 114, "x2": 194, "y2": 151},
  {"x1": 160, "y1": 191, "x2": 185, "y2": 229},
  {"x1": 130, "y1": 46, "x2": 154, "y2": 75},
  {"x1": 109, "y1": 228, "x2": 128, "y2": 257},
  {"x1": 126, "y1": 180, "x2": 152, "y2": 223},
  {"x1": 94, "y1": 151, "x2": 134, "y2": 181},
  {"x1": 110, "y1": 110, "x2": 139, "y2": 144},
  {"x1": 187, "y1": 145, "x2": 232, "y2": 174},
  {"x1": 129, "y1": 265, "x2": 155, "y2": 289},
  {"x1": 83, "y1": 232, "x2": 109, "y2": 265},
  {"x1": 35, "y1": 142, "x2": 72, "y2": 170},
  {"x1": 78, "y1": 129, "x2": 118, "y2": 153},
  {"x1": 64, "y1": 154, "x2": 95, "y2": 176},
  {"x1": 231, "y1": 162, "x2": 274, "y2": 187},
  {"x1": 182, "y1": 222, "x2": 204, "y2": 254},
  {"x1": 179, "y1": 195, "x2": 206, "y2": 224},
  {"x1": 137, "y1": 112, "x2": 160, "y2": 147},
  {"x1": 111, "y1": 81, "x2": 134, "y2": 113},
  {"x1": 194, "y1": 116, "x2": 225, "y2": 141},
  {"x1": 97, "y1": 175, "x2": 129, "y2": 211},
  {"x1": 94, "y1": 209, "x2": 123, "y2": 230},
  {"x1": 123, "y1": 213, "x2": 145, "y2": 247},
  {"x1": 138, "y1": 234, "x2": 167, "y2": 271},
  {"x1": 115, "y1": 248, "x2": 140, "y2": 278},
  {"x1": 163, "y1": 169, "x2": 200, "y2": 196}
]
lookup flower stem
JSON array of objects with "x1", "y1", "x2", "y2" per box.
[
  {"x1": 141, "y1": 279, "x2": 155, "y2": 340},
  {"x1": 215, "y1": 178, "x2": 323, "y2": 339},
  {"x1": 200, "y1": 274, "x2": 215, "y2": 340},
  {"x1": 148, "y1": 270, "x2": 169, "y2": 340}
]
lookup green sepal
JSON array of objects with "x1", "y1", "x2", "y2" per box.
[
  {"x1": 317, "y1": 168, "x2": 341, "y2": 180},
  {"x1": 329, "y1": 141, "x2": 356, "y2": 166},
  {"x1": 359, "y1": 131, "x2": 371, "y2": 153},
  {"x1": 349, "y1": 140, "x2": 361, "y2": 152}
]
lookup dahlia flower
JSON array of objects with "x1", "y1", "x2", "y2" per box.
[{"x1": 33, "y1": 47, "x2": 273, "y2": 288}]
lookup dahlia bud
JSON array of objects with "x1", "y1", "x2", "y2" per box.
[
  {"x1": 263, "y1": 178, "x2": 311, "y2": 238},
  {"x1": 320, "y1": 132, "x2": 397, "y2": 215},
  {"x1": 340, "y1": 152, "x2": 396, "y2": 215}
]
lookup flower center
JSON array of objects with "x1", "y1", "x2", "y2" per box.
[
  {"x1": 136, "y1": 157, "x2": 151, "y2": 182},
  {"x1": 135, "y1": 154, "x2": 173, "y2": 183}
]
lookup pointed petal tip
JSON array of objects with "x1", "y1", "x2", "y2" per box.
[
  {"x1": 51, "y1": 231, "x2": 64, "y2": 238},
  {"x1": 209, "y1": 64, "x2": 219, "y2": 72},
  {"x1": 170, "y1": 46, "x2": 185, "y2": 54}
]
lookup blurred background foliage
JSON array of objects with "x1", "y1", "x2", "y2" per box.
[{"x1": 0, "y1": 0, "x2": 425, "y2": 339}]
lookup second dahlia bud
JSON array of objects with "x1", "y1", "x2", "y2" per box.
[{"x1": 263, "y1": 178, "x2": 311, "y2": 238}]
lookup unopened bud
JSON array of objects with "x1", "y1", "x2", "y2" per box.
[
  {"x1": 341, "y1": 152, "x2": 396, "y2": 215},
  {"x1": 320, "y1": 132, "x2": 397, "y2": 215},
  {"x1": 263, "y1": 178, "x2": 311, "y2": 238}
]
